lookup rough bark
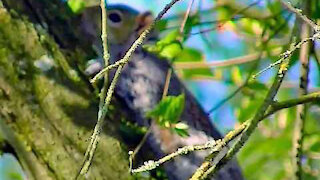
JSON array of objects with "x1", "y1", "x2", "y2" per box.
[{"x1": 0, "y1": 1, "x2": 132, "y2": 179}]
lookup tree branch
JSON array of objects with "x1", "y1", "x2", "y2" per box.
[
  {"x1": 98, "y1": 0, "x2": 110, "y2": 113},
  {"x1": 174, "y1": 48, "x2": 282, "y2": 70},
  {"x1": 292, "y1": 1, "x2": 311, "y2": 178},
  {"x1": 264, "y1": 91, "x2": 320, "y2": 118},
  {"x1": 279, "y1": 0, "x2": 319, "y2": 32},
  {"x1": 195, "y1": 46, "x2": 292, "y2": 179},
  {"x1": 131, "y1": 122, "x2": 248, "y2": 174}
]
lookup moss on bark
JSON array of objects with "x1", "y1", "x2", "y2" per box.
[{"x1": 0, "y1": 1, "x2": 132, "y2": 179}]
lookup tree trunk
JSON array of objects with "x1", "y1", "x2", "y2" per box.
[
  {"x1": 0, "y1": 1, "x2": 243, "y2": 180},
  {"x1": 0, "y1": 0, "x2": 132, "y2": 179}
]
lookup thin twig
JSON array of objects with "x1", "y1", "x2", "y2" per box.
[
  {"x1": 279, "y1": 0, "x2": 319, "y2": 32},
  {"x1": 207, "y1": 13, "x2": 292, "y2": 113},
  {"x1": 180, "y1": 0, "x2": 195, "y2": 36},
  {"x1": 162, "y1": 69, "x2": 173, "y2": 98},
  {"x1": 264, "y1": 91, "x2": 320, "y2": 118},
  {"x1": 77, "y1": 65, "x2": 123, "y2": 178},
  {"x1": 190, "y1": 122, "x2": 249, "y2": 180},
  {"x1": 162, "y1": 0, "x2": 195, "y2": 98},
  {"x1": 98, "y1": 0, "x2": 110, "y2": 115},
  {"x1": 252, "y1": 32, "x2": 320, "y2": 79},
  {"x1": 129, "y1": 122, "x2": 153, "y2": 166},
  {"x1": 77, "y1": 0, "x2": 183, "y2": 178},
  {"x1": 132, "y1": 122, "x2": 248, "y2": 174},
  {"x1": 292, "y1": 2, "x2": 311, "y2": 178},
  {"x1": 77, "y1": 1, "x2": 110, "y2": 178},
  {"x1": 174, "y1": 49, "x2": 281, "y2": 70}
]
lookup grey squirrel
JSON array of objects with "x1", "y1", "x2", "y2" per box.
[{"x1": 81, "y1": 4, "x2": 244, "y2": 180}]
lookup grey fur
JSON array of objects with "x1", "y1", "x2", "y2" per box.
[{"x1": 82, "y1": 5, "x2": 244, "y2": 180}]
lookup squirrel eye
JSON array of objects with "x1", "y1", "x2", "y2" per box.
[{"x1": 108, "y1": 11, "x2": 122, "y2": 24}]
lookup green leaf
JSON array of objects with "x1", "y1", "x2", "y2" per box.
[
  {"x1": 159, "y1": 42, "x2": 182, "y2": 60},
  {"x1": 155, "y1": 19, "x2": 169, "y2": 32},
  {"x1": 175, "y1": 48, "x2": 213, "y2": 79},
  {"x1": 183, "y1": 15, "x2": 200, "y2": 36},
  {"x1": 158, "y1": 30, "x2": 180, "y2": 46},
  {"x1": 147, "y1": 93, "x2": 185, "y2": 126},
  {"x1": 67, "y1": 0, "x2": 86, "y2": 14},
  {"x1": 266, "y1": 0, "x2": 282, "y2": 14},
  {"x1": 143, "y1": 30, "x2": 182, "y2": 60}
]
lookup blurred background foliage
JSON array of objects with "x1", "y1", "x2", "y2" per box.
[{"x1": 1, "y1": 0, "x2": 320, "y2": 179}]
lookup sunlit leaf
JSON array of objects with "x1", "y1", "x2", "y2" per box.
[
  {"x1": 174, "y1": 122, "x2": 189, "y2": 130},
  {"x1": 143, "y1": 30, "x2": 182, "y2": 60},
  {"x1": 158, "y1": 30, "x2": 181, "y2": 46},
  {"x1": 173, "y1": 122, "x2": 189, "y2": 137},
  {"x1": 146, "y1": 94, "x2": 189, "y2": 137},
  {"x1": 159, "y1": 42, "x2": 182, "y2": 60},
  {"x1": 67, "y1": 0, "x2": 86, "y2": 14}
]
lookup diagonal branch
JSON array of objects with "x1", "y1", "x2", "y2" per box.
[
  {"x1": 193, "y1": 27, "x2": 316, "y2": 178},
  {"x1": 131, "y1": 122, "x2": 248, "y2": 174},
  {"x1": 279, "y1": 0, "x2": 319, "y2": 32},
  {"x1": 193, "y1": 47, "x2": 292, "y2": 179}
]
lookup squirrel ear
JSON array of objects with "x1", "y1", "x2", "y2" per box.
[{"x1": 135, "y1": 11, "x2": 154, "y2": 35}]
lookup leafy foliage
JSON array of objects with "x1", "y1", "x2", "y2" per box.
[
  {"x1": 147, "y1": 94, "x2": 189, "y2": 137},
  {"x1": 144, "y1": 30, "x2": 213, "y2": 79},
  {"x1": 144, "y1": 30, "x2": 183, "y2": 60}
]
